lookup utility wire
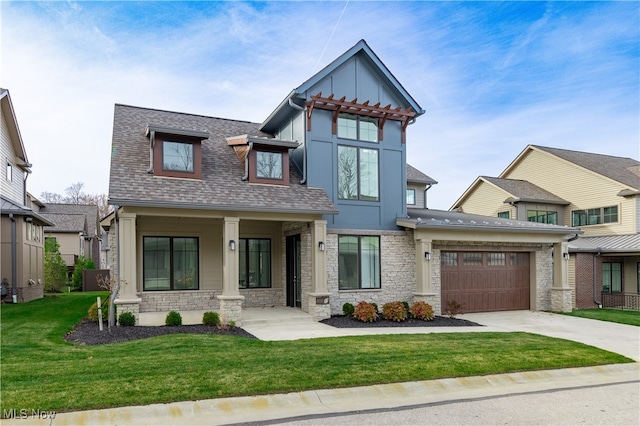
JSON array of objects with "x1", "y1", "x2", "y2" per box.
[{"x1": 314, "y1": 0, "x2": 350, "y2": 70}]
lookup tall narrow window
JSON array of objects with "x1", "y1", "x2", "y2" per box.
[
  {"x1": 239, "y1": 238, "x2": 271, "y2": 288},
  {"x1": 338, "y1": 235, "x2": 380, "y2": 290},
  {"x1": 163, "y1": 141, "x2": 194, "y2": 172},
  {"x1": 143, "y1": 237, "x2": 199, "y2": 290},
  {"x1": 602, "y1": 262, "x2": 622, "y2": 293},
  {"x1": 406, "y1": 189, "x2": 416, "y2": 205},
  {"x1": 338, "y1": 146, "x2": 379, "y2": 201}
]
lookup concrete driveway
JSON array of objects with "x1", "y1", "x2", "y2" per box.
[{"x1": 461, "y1": 310, "x2": 640, "y2": 362}]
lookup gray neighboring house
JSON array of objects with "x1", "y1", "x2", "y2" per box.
[{"x1": 406, "y1": 164, "x2": 438, "y2": 209}]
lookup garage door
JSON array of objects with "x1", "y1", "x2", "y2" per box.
[{"x1": 441, "y1": 251, "x2": 530, "y2": 313}]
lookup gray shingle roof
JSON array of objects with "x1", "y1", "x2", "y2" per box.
[
  {"x1": 40, "y1": 204, "x2": 98, "y2": 235},
  {"x1": 533, "y1": 145, "x2": 640, "y2": 190},
  {"x1": 108, "y1": 104, "x2": 337, "y2": 214},
  {"x1": 481, "y1": 176, "x2": 569, "y2": 205},
  {"x1": 407, "y1": 164, "x2": 437, "y2": 185},
  {"x1": 0, "y1": 196, "x2": 54, "y2": 226}
]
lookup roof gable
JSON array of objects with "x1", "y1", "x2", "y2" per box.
[
  {"x1": 40, "y1": 203, "x2": 99, "y2": 234},
  {"x1": 407, "y1": 164, "x2": 437, "y2": 185},
  {"x1": 0, "y1": 89, "x2": 30, "y2": 170}
]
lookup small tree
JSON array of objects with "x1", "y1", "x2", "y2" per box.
[
  {"x1": 71, "y1": 256, "x2": 95, "y2": 291},
  {"x1": 44, "y1": 238, "x2": 67, "y2": 292}
]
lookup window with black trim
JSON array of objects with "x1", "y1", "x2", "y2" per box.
[
  {"x1": 602, "y1": 262, "x2": 622, "y2": 293},
  {"x1": 239, "y1": 238, "x2": 271, "y2": 288},
  {"x1": 527, "y1": 210, "x2": 557, "y2": 224},
  {"x1": 406, "y1": 189, "x2": 416, "y2": 205},
  {"x1": 497, "y1": 211, "x2": 510, "y2": 219},
  {"x1": 338, "y1": 145, "x2": 379, "y2": 201},
  {"x1": 338, "y1": 235, "x2": 380, "y2": 290},
  {"x1": 143, "y1": 237, "x2": 199, "y2": 290},
  {"x1": 572, "y1": 206, "x2": 618, "y2": 226},
  {"x1": 337, "y1": 113, "x2": 378, "y2": 142}
]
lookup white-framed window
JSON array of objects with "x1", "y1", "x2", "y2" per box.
[
  {"x1": 6, "y1": 163, "x2": 12, "y2": 182},
  {"x1": 406, "y1": 189, "x2": 416, "y2": 205}
]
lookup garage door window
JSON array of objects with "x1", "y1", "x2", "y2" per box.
[
  {"x1": 510, "y1": 253, "x2": 528, "y2": 266},
  {"x1": 462, "y1": 253, "x2": 482, "y2": 266},
  {"x1": 487, "y1": 253, "x2": 506, "y2": 266},
  {"x1": 442, "y1": 252, "x2": 458, "y2": 266}
]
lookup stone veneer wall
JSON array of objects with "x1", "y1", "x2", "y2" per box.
[
  {"x1": 327, "y1": 230, "x2": 416, "y2": 316},
  {"x1": 139, "y1": 291, "x2": 220, "y2": 313},
  {"x1": 17, "y1": 281, "x2": 43, "y2": 303},
  {"x1": 241, "y1": 288, "x2": 284, "y2": 308}
]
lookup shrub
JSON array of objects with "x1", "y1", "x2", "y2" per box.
[
  {"x1": 353, "y1": 301, "x2": 378, "y2": 323},
  {"x1": 371, "y1": 302, "x2": 378, "y2": 313},
  {"x1": 444, "y1": 300, "x2": 465, "y2": 318},
  {"x1": 165, "y1": 311, "x2": 182, "y2": 326},
  {"x1": 402, "y1": 301, "x2": 410, "y2": 312},
  {"x1": 203, "y1": 311, "x2": 220, "y2": 326},
  {"x1": 44, "y1": 238, "x2": 67, "y2": 292},
  {"x1": 71, "y1": 256, "x2": 96, "y2": 291},
  {"x1": 118, "y1": 312, "x2": 136, "y2": 326},
  {"x1": 342, "y1": 302, "x2": 355, "y2": 316},
  {"x1": 409, "y1": 301, "x2": 435, "y2": 321},
  {"x1": 382, "y1": 301, "x2": 408, "y2": 322},
  {"x1": 87, "y1": 301, "x2": 108, "y2": 322}
]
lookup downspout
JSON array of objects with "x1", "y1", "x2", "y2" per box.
[
  {"x1": 241, "y1": 142, "x2": 253, "y2": 181},
  {"x1": 147, "y1": 130, "x2": 155, "y2": 173},
  {"x1": 112, "y1": 206, "x2": 121, "y2": 328},
  {"x1": 424, "y1": 184, "x2": 432, "y2": 209},
  {"x1": 593, "y1": 249, "x2": 602, "y2": 308},
  {"x1": 9, "y1": 214, "x2": 17, "y2": 303},
  {"x1": 23, "y1": 164, "x2": 32, "y2": 206},
  {"x1": 288, "y1": 98, "x2": 307, "y2": 184}
]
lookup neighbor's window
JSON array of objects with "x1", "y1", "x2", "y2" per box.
[
  {"x1": 527, "y1": 210, "x2": 558, "y2": 225},
  {"x1": 338, "y1": 145, "x2": 379, "y2": 201},
  {"x1": 163, "y1": 141, "x2": 194, "y2": 172},
  {"x1": 572, "y1": 206, "x2": 618, "y2": 226},
  {"x1": 602, "y1": 262, "x2": 622, "y2": 293},
  {"x1": 338, "y1": 235, "x2": 380, "y2": 290},
  {"x1": 406, "y1": 189, "x2": 416, "y2": 205},
  {"x1": 497, "y1": 211, "x2": 510, "y2": 219},
  {"x1": 337, "y1": 114, "x2": 378, "y2": 142},
  {"x1": 256, "y1": 151, "x2": 283, "y2": 179},
  {"x1": 6, "y1": 163, "x2": 12, "y2": 182},
  {"x1": 239, "y1": 238, "x2": 271, "y2": 288},
  {"x1": 143, "y1": 237, "x2": 199, "y2": 291}
]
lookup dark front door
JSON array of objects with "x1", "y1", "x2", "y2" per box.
[{"x1": 286, "y1": 234, "x2": 302, "y2": 308}]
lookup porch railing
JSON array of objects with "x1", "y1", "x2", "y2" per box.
[{"x1": 600, "y1": 293, "x2": 640, "y2": 311}]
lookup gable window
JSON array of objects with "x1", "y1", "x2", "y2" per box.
[
  {"x1": 527, "y1": 210, "x2": 557, "y2": 224},
  {"x1": 572, "y1": 206, "x2": 618, "y2": 226},
  {"x1": 143, "y1": 237, "x2": 199, "y2": 291},
  {"x1": 239, "y1": 238, "x2": 271, "y2": 288},
  {"x1": 406, "y1": 189, "x2": 416, "y2": 205},
  {"x1": 6, "y1": 163, "x2": 12, "y2": 182},
  {"x1": 337, "y1": 114, "x2": 378, "y2": 143},
  {"x1": 602, "y1": 262, "x2": 622, "y2": 293},
  {"x1": 338, "y1": 146, "x2": 379, "y2": 201},
  {"x1": 256, "y1": 151, "x2": 283, "y2": 179},
  {"x1": 163, "y1": 141, "x2": 194, "y2": 172},
  {"x1": 338, "y1": 235, "x2": 380, "y2": 290},
  {"x1": 498, "y1": 211, "x2": 510, "y2": 219}
]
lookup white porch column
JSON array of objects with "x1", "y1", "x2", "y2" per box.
[
  {"x1": 413, "y1": 238, "x2": 438, "y2": 314},
  {"x1": 217, "y1": 217, "x2": 244, "y2": 325},
  {"x1": 114, "y1": 212, "x2": 141, "y2": 321},
  {"x1": 309, "y1": 220, "x2": 330, "y2": 320},
  {"x1": 551, "y1": 241, "x2": 572, "y2": 312}
]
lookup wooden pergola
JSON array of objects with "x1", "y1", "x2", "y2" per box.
[{"x1": 305, "y1": 92, "x2": 417, "y2": 143}]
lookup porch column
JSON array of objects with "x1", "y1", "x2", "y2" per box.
[
  {"x1": 114, "y1": 212, "x2": 141, "y2": 321},
  {"x1": 414, "y1": 238, "x2": 438, "y2": 313},
  {"x1": 309, "y1": 220, "x2": 330, "y2": 320},
  {"x1": 551, "y1": 242, "x2": 572, "y2": 312},
  {"x1": 217, "y1": 217, "x2": 244, "y2": 325}
]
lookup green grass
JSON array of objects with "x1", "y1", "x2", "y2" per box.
[
  {"x1": 1, "y1": 293, "x2": 633, "y2": 414},
  {"x1": 559, "y1": 308, "x2": 640, "y2": 326}
]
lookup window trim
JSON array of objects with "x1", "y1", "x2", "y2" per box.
[
  {"x1": 337, "y1": 113, "x2": 379, "y2": 143},
  {"x1": 338, "y1": 235, "x2": 381, "y2": 290},
  {"x1": 497, "y1": 211, "x2": 510, "y2": 219},
  {"x1": 527, "y1": 210, "x2": 558, "y2": 224},
  {"x1": 572, "y1": 205, "x2": 618, "y2": 226},
  {"x1": 337, "y1": 145, "x2": 380, "y2": 202},
  {"x1": 142, "y1": 236, "x2": 200, "y2": 291},
  {"x1": 248, "y1": 148, "x2": 290, "y2": 185},
  {"x1": 406, "y1": 189, "x2": 416, "y2": 206},
  {"x1": 153, "y1": 138, "x2": 203, "y2": 179},
  {"x1": 239, "y1": 238, "x2": 272, "y2": 289},
  {"x1": 602, "y1": 262, "x2": 622, "y2": 294}
]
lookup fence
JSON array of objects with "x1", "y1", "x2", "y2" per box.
[
  {"x1": 600, "y1": 293, "x2": 640, "y2": 310},
  {"x1": 83, "y1": 269, "x2": 110, "y2": 292}
]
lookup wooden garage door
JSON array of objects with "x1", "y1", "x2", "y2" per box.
[{"x1": 441, "y1": 251, "x2": 530, "y2": 313}]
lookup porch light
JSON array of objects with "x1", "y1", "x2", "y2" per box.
[
  {"x1": 424, "y1": 251, "x2": 431, "y2": 261},
  {"x1": 563, "y1": 252, "x2": 570, "y2": 260},
  {"x1": 318, "y1": 241, "x2": 325, "y2": 251},
  {"x1": 229, "y1": 240, "x2": 236, "y2": 251}
]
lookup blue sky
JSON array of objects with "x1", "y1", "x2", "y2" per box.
[{"x1": 1, "y1": 1, "x2": 638, "y2": 210}]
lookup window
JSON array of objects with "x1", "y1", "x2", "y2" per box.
[
  {"x1": 602, "y1": 262, "x2": 622, "y2": 293},
  {"x1": 163, "y1": 141, "x2": 194, "y2": 172},
  {"x1": 338, "y1": 235, "x2": 380, "y2": 290},
  {"x1": 406, "y1": 189, "x2": 416, "y2": 205},
  {"x1": 239, "y1": 238, "x2": 271, "y2": 288},
  {"x1": 143, "y1": 237, "x2": 199, "y2": 291},
  {"x1": 6, "y1": 163, "x2": 12, "y2": 182},
  {"x1": 487, "y1": 253, "x2": 506, "y2": 266},
  {"x1": 337, "y1": 114, "x2": 378, "y2": 142},
  {"x1": 338, "y1": 146, "x2": 379, "y2": 201},
  {"x1": 256, "y1": 151, "x2": 283, "y2": 179},
  {"x1": 510, "y1": 253, "x2": 528, "y2": 266},
  {"x1": 462, "y1": 252, "x2": 483, "y2": 266},
  {"x1": 572, "y1": 206, "x2": 618, "y2": 226},
  {"x1": 497, "y1": 211, "x2": 510, "y2": 219},
  {"x1": 441, "y1": 252, "x2": 458, "y2": 266},
  {"x1": 527, "y1": 210, "x2": 558, "y2": 224}
]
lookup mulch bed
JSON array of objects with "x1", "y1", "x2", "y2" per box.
[{"x1": 321, "y1": 315, "x2": 482, "y2": 328}]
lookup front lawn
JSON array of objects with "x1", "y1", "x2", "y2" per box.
[
  {"x1": 560, "y1": 308, "x2": 640, "y2": 326},
  {"x1": 1, "y1": 293, "x2": 633, "y2": 414}
]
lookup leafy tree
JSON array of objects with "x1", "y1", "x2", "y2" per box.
[
  {"x1": 71, "y1": 256, "x2": 96, "y2": 290},
  {"x1": 44, "y1": 238, "x2": 68, "y2": 292}
]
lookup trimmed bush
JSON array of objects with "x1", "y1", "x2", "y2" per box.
[
  {"x1": 444, "y1": 300, "x2": 464, "y2": 318},
  {"x1": 409, "y1": 301, "x2": 435, "y2": 321},
  {"x1": 342, "y1": 302, "x2": 355, "y2": 316},
  {"x1": 382, "y1": 301, "x2": 408, "y2": 322},
  {"x1": 402, "y1": 301, "x2": 410, "y2": 312},
  {"x1": 87, "y1": 301, "x2": 108, "y2": 322},
  {"x1": 118, "y1": 312, "x2": 136, "y2": 327},
  {"x1": 202, "y1": 311, "x2": 220, "y2": 326},
  {"x1": 353, "y1": 301, "x2": 378, "y2": 323},
  {"x1": 165, "y1": 311, "x2": 182, "y2": 326},
  {"x1": 371, "y1": 302, "x2": 378, "y2": 313}
]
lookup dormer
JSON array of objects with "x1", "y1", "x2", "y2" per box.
[
  {"x1": 145, "y1": 124, "x2": 209, "y2": 180},
  {"x1": 226, "y1": 135, "x2": 298, "y2": 186}
]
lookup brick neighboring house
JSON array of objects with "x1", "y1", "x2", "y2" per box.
[
  {"x1": 0, "y1": 88, "x2": 53, "y2": 303},
  {"x1": 452, "y1": 145, "x2": 640, "y2": 309},
  {"x1": 106, "y1": 40, "x2": 581, "y2": 324}
]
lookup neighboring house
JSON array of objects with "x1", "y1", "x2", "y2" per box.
[
  {"x1": 107, "y1": 40, "x2": 580, "y2": 324},
  {"x1": 39, "y1": 203, "x2": 101, "y2": 274},
  {"x1": 406, "y1": 164, "x2": 437, "y2": 209},
  {"x1": 0, "y1": 88, "x2": 53, "y2": 303},
  {"x1": 452, "y1": 145, "x2": 640, "y2": 309}
]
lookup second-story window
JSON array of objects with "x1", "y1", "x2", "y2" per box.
[
  {"x1": 572, "y1": 206, "x2": 618, "y2": 226},
  {"x1": 163, "y1": 141, "x2": 194, "y2": 172},
  {"x1": 527, "y1": 210, "x2": 557, "y2": 224},
  {"x1": 256, "y1": 151, "x2": 283, "y2": 180},
  {"x1": 406, "y1": 189, "x2": 416, "y2": 205},
  {"x1": 337, "y1": 114, "x2": 378, "y2": 143},
  {"x1": 6, "y1": 163, "x2": 12, "y2": 182},
  {"x1": 338, "y1": 145, "x2": 379, "y2": 201}
]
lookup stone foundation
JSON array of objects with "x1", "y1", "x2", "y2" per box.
[
  {"x1": 308, "y1": 293, "x2": 331, "y2": 321},
  {"x1": 217, "y1": 295, "x2": 244, "y2": 326},
  {"x1": 114, "y1": 297, "x2": 142, "y2": 324},
  {"x1": 413, "y1": 293, "x2": 439, "y2": 314},
  {"x1": 241, "y1": 288, "x2": 285, "y2": 308},
  {"x1": 140, "y1": 291, "x2": 220, "y2": 312},
  {"x1": 551, "y1": 287, "x2": 573, "y2": 312}
]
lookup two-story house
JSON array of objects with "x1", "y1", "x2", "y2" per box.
[
  {"x1": 0, "y1": 88, "x2": 53, "y2": 303},
  {"x1": 107, "y1": 41, "x2": 581, "y2": 324},
  {"x1": 452, "y1": 145, "x2": 640, "y2": 309}
]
